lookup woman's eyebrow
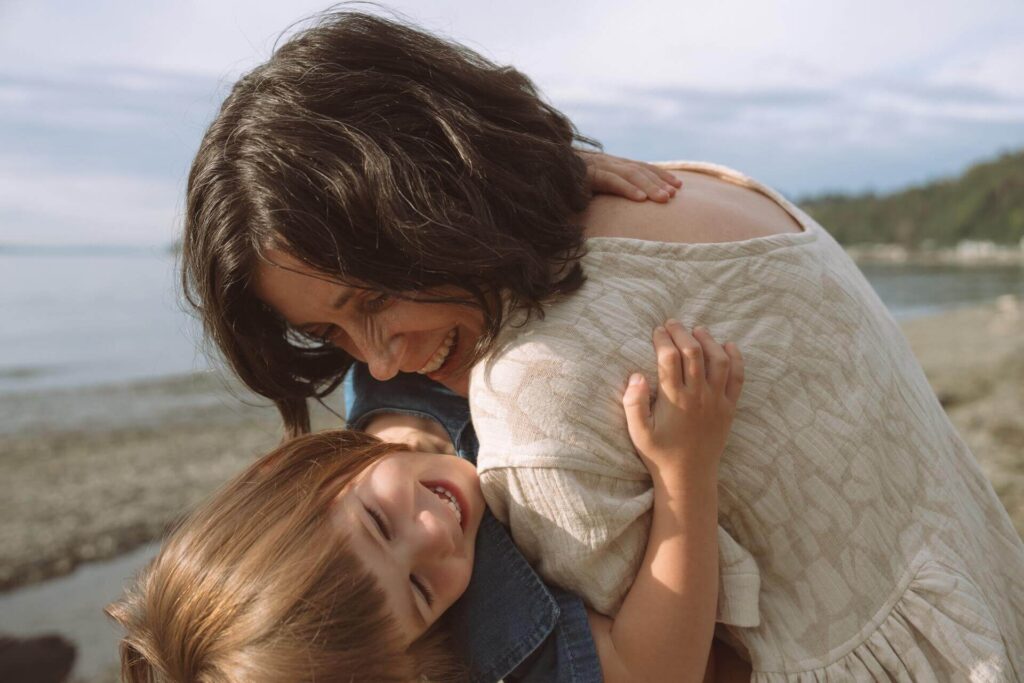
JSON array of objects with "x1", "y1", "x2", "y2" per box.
[
  {"x1": 330, "y1": 289, "x2": 354, "y2": 310},
  {"x1": 291, "y1": 289, "x2": 353, "y2": 331}
]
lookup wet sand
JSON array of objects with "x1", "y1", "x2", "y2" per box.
[
  {"x1": 900, "y1": 294, "x2": 1024, "y2": 531},
  {"x1": 0, "y1": 372, "x2": 341, "y2": 591}
]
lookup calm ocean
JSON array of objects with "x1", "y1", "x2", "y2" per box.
[{"x1": 2, "y1": 251, "x2": 1023, "y2": 395}]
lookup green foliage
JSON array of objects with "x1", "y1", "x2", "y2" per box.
[{"x1": 798, "y1": 149, "x2": 1024, "y2": 247}]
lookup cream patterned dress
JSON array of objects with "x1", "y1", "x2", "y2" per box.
[{"x1": 470, "y1": 162, "x2": 1024, "y2": 681}]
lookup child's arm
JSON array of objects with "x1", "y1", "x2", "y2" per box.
[{"x1": 586, "y1": 321, "x2": 744, "y2": 683}]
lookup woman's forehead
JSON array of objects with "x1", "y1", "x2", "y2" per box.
[{"x1": 252, "y1": 252, "x2": 359, "y2": 318}]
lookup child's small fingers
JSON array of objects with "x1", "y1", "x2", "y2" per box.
[
  {"x1": 693, "y1": 326, "x2": 729, "y2": 390},
  {"x1": 622, "y1": 373, "x2": 652, "y2": 440},
  {"x1": 724, "y1": 342, "x2": 745, "y2": 403},
  {"x1": 664, "y1": 320, "x2": 703, "y2": 389},
  {"x1": 618, "y1": 164, "x2": 672, "y2": 202},
  {"x1": 653, "y1": 325, "x2": 683, "y2": 402},
  {"x1": 649, "y1": 163, "x2": 684, "y2": 188},
  {"x1": 632, "y1": 165, "x2": 677, "y2": 201},
  {"x1": 593, "y1": 169, "x2": 647, "y2": 200}
]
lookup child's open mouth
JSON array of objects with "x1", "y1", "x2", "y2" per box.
[{"x1": 424, "y1": 480, "x2": 468, "y2": 531}]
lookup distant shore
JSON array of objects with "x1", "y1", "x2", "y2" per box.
[
  {"x1": 846, "y1": 241, "x2": 1024, "y2": 266},
  {"x1": 1, "y1": 297, "x2": 1022, "y2": 594}
]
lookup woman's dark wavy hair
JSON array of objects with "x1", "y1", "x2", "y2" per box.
[{"x1": 182, "y1": 7, "x2": 599, "y2": 437}]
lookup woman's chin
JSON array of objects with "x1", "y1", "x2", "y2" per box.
[{"x1": 439, "y1": 372, "x2": 470, "y2": 397}]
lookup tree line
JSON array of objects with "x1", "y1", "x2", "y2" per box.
[{"x1": 798, "y1": 149, "x2": 1024, "y2": 248}]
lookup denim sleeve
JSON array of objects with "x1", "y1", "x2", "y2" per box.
[{"x1": 504, "y1": 585, "x2": 602, "y2": 683}]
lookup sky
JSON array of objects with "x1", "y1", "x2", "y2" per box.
[{"x1": 1, "y1": 0, "x2": 1022, "y2": 246}]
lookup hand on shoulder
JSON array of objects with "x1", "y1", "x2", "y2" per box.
[{"x1": 578, "y1": 167, "x2": 804, "y2": 245}]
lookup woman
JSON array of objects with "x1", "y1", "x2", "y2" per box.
[{"x1": 182, "y1": 10, "x2": 1024, "y2": 680}]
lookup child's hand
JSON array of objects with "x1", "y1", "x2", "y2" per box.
[
  {"x1": 622, "y1": 321, "x2": 743, "y2": 482},
  {"x1": 577, "y1": 150, "x2": 682, "y2": 202}
]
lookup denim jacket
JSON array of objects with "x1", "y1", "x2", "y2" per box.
[{"x1": 344, "y1": 365, "x2": 602, "y2": 683}]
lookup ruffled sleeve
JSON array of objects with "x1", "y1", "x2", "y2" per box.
[{"x1": 749, "y1": 553, "x2": 1017, "y2": 681}]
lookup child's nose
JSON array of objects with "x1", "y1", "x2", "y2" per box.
[{"x1": 412, "y1": 505, "x2": 457, "y2": 560}]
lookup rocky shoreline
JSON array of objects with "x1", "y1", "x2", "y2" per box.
[
  {"x1": 0, "y1": 373, "x2": 341, "y2": 592},
  {"x1": 900, "y1": 294, "x2": 1024, "y2": 531}
]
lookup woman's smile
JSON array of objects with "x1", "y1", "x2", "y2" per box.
[
  {"x1": 417, "y1": 328, "x2": 457, "y2": 375},
  {"x1": 253, "y1": 249, "x2": 484, "y2": 396}
]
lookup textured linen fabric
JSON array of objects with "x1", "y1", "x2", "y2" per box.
[{"x1": 470, "y1": 161, "x2": 1024, "y2": 680}]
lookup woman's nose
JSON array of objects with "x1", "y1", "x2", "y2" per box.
[{"x1": 363, "y1": 331, "x2": 407, "y2": 381}]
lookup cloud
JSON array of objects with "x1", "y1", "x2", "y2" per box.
[
  {"x1": 555, "y1": 75, "x2": 1024, "y2": 194},
  {"x1": 0, "y1": 67, "x2": 220, "y2": 134},
  {"x1": 0, "y1": 1, "x2": 1021, "y2": 244},
  {"x1": 556, "y1": 76, "x2": 1024, "y2": 142},
  {"x1": 0, "y1": 67, "x2": 212, "y2": 245},
  {"x1": 0, "y1": 154, "x2": 181, "y2": 246},
  {"x1": 928, "y1": 43, "x2": 1024, "y2": 98}
]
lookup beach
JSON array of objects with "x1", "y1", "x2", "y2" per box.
[
  {"x1": 0, "y1": 297, "x2": 1022, "y2": 682},
  {"x1": 0, "y1": 373, "x2": 341, "y2": 592},
  {"x1": 900, "y1": 294, "x2": 1024, "y2": 530}
]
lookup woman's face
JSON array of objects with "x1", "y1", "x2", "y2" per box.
[
  {"x1": 331, "y1": 449, "x2": 485, "y2": 645},
  {"x1": 254, "y1": 249, "x2": 484, "y2": 396}
]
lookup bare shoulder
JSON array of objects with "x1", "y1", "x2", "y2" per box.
[{"x1": 578, "y1": 169, "x2": 804, "y2": 244}]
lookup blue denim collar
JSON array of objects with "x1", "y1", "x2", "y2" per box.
[{"x1": 345, "y1": 367, "x2": 600, "y2": 682}]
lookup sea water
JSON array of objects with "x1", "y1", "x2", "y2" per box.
[
  {"x1": 2, "y1": 250, "x2": 1023, "y2": 395},
  {"x1": 0, "y1": 249, "x2": 206, "y2": 395}
]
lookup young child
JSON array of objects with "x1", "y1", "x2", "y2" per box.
[{"x1": 109, "y1": 323, "x2": 744, "y2": 682}]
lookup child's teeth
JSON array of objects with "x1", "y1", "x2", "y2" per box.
[{"x1": 432, "y1": 485, "x2": 462, "y2": 524}]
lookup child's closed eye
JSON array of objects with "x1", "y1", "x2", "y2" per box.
[
  {"x1": 411, "y1": 575, "x2": 434, "y2": 607},
  {"x1": 366, "y1": 506, "x2": 391, "y2": 540}
]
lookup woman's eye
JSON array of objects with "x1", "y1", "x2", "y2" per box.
[
  {"x1": 411, "y1": 575, "x2": 434, "y2": 607},
  {"x1": 362, "y1": 292, "x2": 391, "y2": 314}
]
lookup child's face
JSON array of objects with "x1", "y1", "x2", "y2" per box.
[{"x1": 331, "y1": 449, "x2": 485, "y2": 645}]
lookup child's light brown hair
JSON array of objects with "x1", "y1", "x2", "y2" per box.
[{"x1": 107, "y1": 429, "x2": 465, "y2": 682}]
